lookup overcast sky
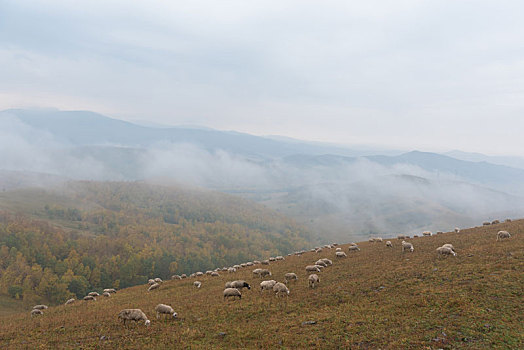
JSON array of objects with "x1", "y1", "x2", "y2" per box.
[{"x1": 1, "y1": 1, "x2": 524, "y2": 155}]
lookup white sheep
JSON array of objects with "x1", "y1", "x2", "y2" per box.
[
  {"x1": 454, "y1": 227, "x2": 460, "y2": 233},
  {"x1": 230, "y1": 280, "x2": 251, "y2": 290},
  {"x1": 148, "y1": 279, "x2": 156, "y2": 285},
  {"x1": 103, "y1": 288, "x2": 117, "y2": 294},
  {"x1": 65, "y1": 298, "x2": 75, "y2": 305},
  {"x1": 436, "y1": 246, "x2": 456, "y2": 256},
  {"x1": 223, "y1": 288, "x2": 242, "y2": 300},
  {"x1": 260, "y1": 280, "x2": 277, "y2": 291},
  {"x1": 497, "y1": 231, "x2": 511, "y2": 241},
  {"x1": 31, "y1": 309, "x2": 44, "y2": 317},
  {"x1": 422, "y1": 231, "x2": 432, "y2": 237},
  {"x1": 88, "y1": 292, "x2": 99, "y2": 297},
  {"x1": 252, "y1": 268, "x2": 262, "y2": 276},
  {"x1": 315, "y1": 259, "x2": 327, "y2": 267},
  {"x1": 321, "y1": 258, "x2": 333, "y2": 266},
  {"x1": 148, "y1": 283, "x2": 160, "y2": 291},
  {"x1": 276, "y1": 256, "x2": 285, "y2": 261},
  {"x1": 335, "y1": 247, "x2": 342, "y2": 251},
  {"x1": 284, "y1": 273, "x2": 298, "y2": 283},
  {"x1": 376, "y1": 237, "x2": 383, "y2": 242},
  {"x1": 273, "y1": 282, "x2": 290, "y2": 297},
  {"x1": 33, "y1": 305, "x2": 48, "y2": 310},
  {"x1": 441, "y1": 243, "x2": 455, "y2": 251},
  {"x1": 194, "y1": 281, "x2": 202, "y2": 289},
  {"x1": 397, "y1": 235, "x2": 407, "y2": 240},
  {"x1": 228, "y1": 267, "x2": 236, "y2": 273},
  {"x1": 83, "y1": 295, "x2": 96, "y2": 301},
  {"x1": 118, "y1": 309, "x2": 150, "y2": 326},
  {"x1": 211, "y1": 272, "x2": 219, "y2": 277},
  {"x1": 308, "y1": 274, "x2": 320, "y2": 288},
  {"x1": 258, "y1": 269, "x2": 272, "y2": 278},
  {"x1": 171, "y1": 275, "x2": 182, "y2": 280},
  {"x1": 225, "y1": 281, "x2": 232, "y2": 288},
  {"x1": 401, "y1": 241, "x2": 414, "y2": 253},
  {"x1": 305, "y1": 265, "x2": 321, "y2": 272},
  {"x1": 335, "y1": 251, "x2": 347, "y2": 258},
  {"x1": 253, "y1": 260, "x2": 261, "y2": 264},
  {"x1": 181, "y1": 274, "x2": 187, "y2": 278},
  {"x1": 155, "y1": 304, "x2": 178, "y2": 319},
  {"x1": 154, "y1": 278, "x2": 163, "y2": 284},
  {"x1": 386, "y1": 241, "x2": 392, "y2": 247},
  {"x1": 348, "y1": 245, "x2": 360, "y2": 252},
  {"x1": 261, "y1": 260, "x2": 270, "y2": 265},
  {"x1": 102, "y1": 292, "x2": 111, "y2": 297}
]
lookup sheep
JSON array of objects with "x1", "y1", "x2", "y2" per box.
[
  {"x1": 148, "y1": 283, "x2": 160, "y2": 291},
  {"x1": 505, "y1": 218, "x2": 512, "y2": 222},
  {"x1": 483, "y1": 221, "x2": 491, "y2": 226},
  {"x1": 269, "y1": 257, "x2": 276, "y2": 262},
  {"x1": 196, "y1": 272, "x2": 204, "y2": 276},
  {"x1": 31, "y1": 309, "x2": 44, "y2": 317},
  {"x1": 181, "y1": 274, "x2": 187, "y2": 278},
  {"x1": 321, "y1": 258, "x2": 333, "y2": 266},
  {"x1": 225, "y1": 281, "x2": 232, "y2": 288},
  {"x1": 306, "y1": 265, "x2": 321, "y2": 272},
  {"x1": 194, "y1": 281, "x2": 202, "y2": 289},
  {"x1": 118, "y1": 309, "x2": 150, "y2": 326},
  {"x1": 233, "y1": 265, "x2": 241, "y2": 269},
  {"x1": 171, "y1": 275, "x2": 182, "y2": 280},
  {"x1": 259, "y1": 269, "x2": 272, "y2": 278},
  {"x1": 206, "y1": 271, "x2": 213, "y2": 275},
  {"x1": 348, "y1": 245, "x2": 360, "y2": 252},
  {"x1": 155, "y1": 304, "x2": 178, "y2": 319},
  {"x1": 261, "y1": 260, "x2": 270, "y2": 265},
  {"x1": 497, "y1": 230, "x2": 511, "y2": 241},
  {"x1": 189, "y1": 273, "x2": 196, "y2": 278},
  {"x1": 230, "y1": 280, "x2": 251, "y2": 290},
  {"x1": 335, "y1": 247, "x2": 342, "y2": 251},
  {"x1": 422, "y1": 231, "x2": 432, "y2": 237},
  {"x1": 315, "y1": 248, "x2": 323, "y2": 253},
  {"x1": 308, "y1": 274, "x2": 320, "y2": 288},
  {"x1": 401, "y1": 241, "x2": 414, "y2": 253},
  {"x1": 454, "y1": 227, "x2": 460, "y2": 233},
  {"x1": 436, "y1": 246, "x2": 456, "y2": 256},
  {"x1": 376, "y1": 237, "x2": 383, "y2": 242},
  {"x1": 492, "y1": 220, "x2": 500, "y2": 225},
  {"x1": 368, "y1": 238, "x2": 375, "y2": 243},
  {"x1": 103, "y1": 292, "x2": 111, "y2": 297},
  {"x1": 441, "y1": 243, "x2": 455, "y2": 251},
  {"x1": 253, "y1": 260, "x2": 261, "y2": 265},
  {"x1": 252, "y1": 268, "x2": 262, "y2": 276},
  {"x1": 273, "y1": 282, "x2": 290, "y2": 297},
  {"x1": 148, "y1": 279, "x2": 156, "y2": 285},
  {"x1": 223, "y1": 288, "x2": 242, "y2": 300},
  {"x1": 211, "y1": 272, "x2": 219, "y2": 277},
  {"x1": 397, "y1": 235, "x2": 407, "y2": 240},
  {"x1": 335, "y1": 251, "x2": 347, "y2": 258},
  {"x1": 413, "y1": 235, "x2": 419, "y2": 238},
  {"x1": 386, "y1": 241, "x2": 392, "y2": 247},
  {"x1": 315, "y1": 259, "x2": 327, "y2": 267},
  {"x1": 260, "y1": 280, "x2": 277, "y2": 291},
  {"x1": 88, "y1": 292, "x2": 99, "y2": 297},
  {"x1": 246, "y1": 262, "x2": 254, "y2": 266},
  {"x1": 228, "y1": 267, "x2": 236, "y2": 273},
  {"x1": 103, "y1": 288, "x2": 117, "y2": 294},
  {"x1": 32, "y1": 305, "x2": 48, "y2": 310},
  {"x1": 154, "y1": 278, "x2": 163, "y2": 284},
  {"x1": 65, "y1": 298, "x2": 75, "y2": 305},
  {"x1": 83, "y1": 295, "x2": 96, "y2": 301},
  {"x1": 284, "y1": 273, "x2": 298, "y2": 283},
  {"x1": 276, "y1": 256, "x2": 285, "y2": 261}
]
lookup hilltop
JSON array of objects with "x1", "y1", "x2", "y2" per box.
[{"x1": 1, "y1": 220, "x2": 522, "y2": 349}]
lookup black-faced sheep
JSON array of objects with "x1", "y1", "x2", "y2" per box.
[{"x1": 230, "y1": 280, "x2": 251, "y2": 290}]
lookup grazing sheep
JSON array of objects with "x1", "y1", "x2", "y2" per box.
[
  {"x1": 225, "y1": 281, "x2": 232, "y2": 288},
  {"x1": 103, "y1": 292, "x2": 111, "y2": 297},
  {"x1": 211, "y1": 272, "x2": 219, "y2": 277},
  {"x1": 154, "y1": 278, "x2": 163, "y2": 284},
  {"x1": 260, "y1": 280, "x2": 277, "y2": 291},
  {"x1": 284, "y1": 273, "x2": 298, "y2": 283},
  {"x1": 181, "y1": 274, "x2": 187, "y2": 279},
  {"x1": 454, "y1": 227, "x2": 460, "y2": 233},
  {"x1": 306, "y1": 265, "x2": 321, "y2": 272},
  {"x1": 497, "y1": 231, "x2": 511, "y2": 241},
  {"x1": 273, "y1": 282, "x2": 290, "y2": 297},
  {"x1": 436, "y1": 246, "x2": 457, "y2": 256},
  {"x1": 194, "y1": 281, "x2": 202, "y2": 289},
  {"x1": 65, "y1": 298, "x2": 75, "y2": 305},
  {"x1": 483, "y1": 222, "x2": 491, "y2": 226},
  {"x1": 230, "y1": 280, "x2": 251, "y2": 290},
  {"x1": 335, "y1": 247, "x2": 342, "y2": 251},
  {"x1": 441, "y1": 243, "x2": 455, "y2": 251},
  {"x1": 386, "y1": 241, "x2": 392, "y2": 247},
  {"x1": 196, "y1": 272, "x2": 204, "y2": 276},
  {"x1": 33, "y1": 305, "x2": 48, "y2": 310},
  {"x1": 269, "y1": 257, "x2": 276, "y2": 262},
  {"x1": 376, "y1": 237, "x2": 383, "y2": 242},
  {"x1": 103, "y1": 288, "x2": 117, "y2": 294},
  {"x1": 246, "y1": 262, "x2": 254, "y2": 266},
  {"x1": 315, "y1": 259, "x2": 327, "y2": 267},
  {"x1": 259, "y1": 269, "x2": 272, "y2": 278},
  {"x1": 492, "y1": 220, "x2": 500, "y2": 225},
  {"x1": 505, "y1": 218, "x2": 512, "y2": 222},
  {"x1": 228, "y1": 267, "x2": 236, "y2": 273},
  {"x1": 261, "y1": 260, "x2": 270, "y2": 265},
  {"x1": 397, "y1": 235, "x2": 407, "y2": 240},
  {"x1": 88, "y1": 292, "x2": 99, "y2": 297},
  {"x1": 321, "y1": 258, "x2": 333, "y2": 266},
  {"x1": 148, "y1": 279, "x2": 156, "y2": 285},
  {"x1": 348, "y1": 245, "x2": 360, "y2": 252},
  {"x1": 422, "y1": 231, "x2": 432, "y2": 237},
  {"x1": 223, "y1": 288, "x2": 242, "y2": 300},
  {"x1": 276, "y1": 256, "x2": 285, "y2": 261},
  {"x1": 315, "y1": 248, "x2": 323, "y2": 253},
  {"x1": 308, "y1": 274, "x2": 320, "y2": 288},
  {"x1": 189, "y1": 273, "x2": 196, "y2": 278},
  {"x1": 83, "y1": 296, "x2": 96, "y2": 301},
  {"x1": 155, "y1": 304, "x2": 178, "y2": 319},
  {"x1": 401, "y1": 241, "x2": 414, "y2": 253},
  {"x1": 252, "y1": 268, "x2": 262, "y2": 276},
  {"x1": 118, "y1": 309, "x2": 150, "y2": 326},
  {"x1": 31, "y1": 309, "x2": 44, "y2": 317},
  {"x1": 148, "y1": 283, "x2": 160, "y2": 292},
  {"x1": 206, "y1": 271, "x2": 213, "y2": 275},
  {"x1": 335, "y1": 251, "x2": 347, "y2": 258},
  {"x1": 233, "y1": 265, "x2": 241, "y2": 269},
  {"x1": 171, "y1": 275, "x2": 182, "y2": 280},
  {"x1": 253, "y1": 260, "x2": 261, "y2": 264},
  {"x1": 368, "y1": 238, "x2": 375, "y2": 243}
]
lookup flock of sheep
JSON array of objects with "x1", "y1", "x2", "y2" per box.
[{"x1": 29, "y1": 221, "x2": 514, "y2": 327}]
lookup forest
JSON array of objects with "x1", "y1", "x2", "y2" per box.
[{"x1": 0, "y1": 181, "x2": 311, "y2": 307}]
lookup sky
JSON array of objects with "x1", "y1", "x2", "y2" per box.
[{"x1": 1, "y1": 0, "x2": 524, "y2": 155}]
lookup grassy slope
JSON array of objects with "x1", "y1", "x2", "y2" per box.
[{"x1": 0, "y1": 220, "x2": 522, "y2": 349}]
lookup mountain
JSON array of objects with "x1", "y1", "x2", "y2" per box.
[
  {"x1": 1, "y1": 220, "x2": 522, "y2": 348},
  {"x1": 445, "y1": 150, "x2": 524, "y2": 170}
]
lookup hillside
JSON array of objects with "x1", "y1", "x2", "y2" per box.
[
  {"x1": 1, "y1": 220, "x2": 522, "y2": 349},
  {"x1": 0, "y1": 181, "x2": 311, "y2": 310}
]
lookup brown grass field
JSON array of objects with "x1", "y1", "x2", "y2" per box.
[{"x1": 0, "y1": 220, "x2": 522, "y2": 349}]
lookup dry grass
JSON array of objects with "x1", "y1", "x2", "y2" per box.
[{"x1": 1, "y1": 220, "x2": 522, "y2": 349}]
